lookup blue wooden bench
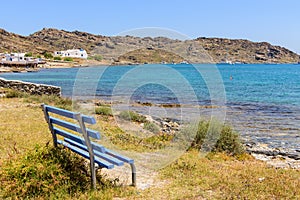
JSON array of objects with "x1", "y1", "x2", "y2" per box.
[{"x1": 41, "y1": 104, "x2": 136, "y2": 188}]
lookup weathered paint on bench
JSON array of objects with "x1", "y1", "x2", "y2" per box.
[{"x1": 41, "y1": 104, "x2": 136, "y2": 188}]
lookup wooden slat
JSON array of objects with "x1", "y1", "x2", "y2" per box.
[
  {"x1": 59, "y1": 140, "x2": 114, "y2": 169},
  {"x1": 50, "y1": 117, "x2": 100, "y2": 139},
  {"x1": 64, "y1": 138, "x2": 124, "y2": 166},
  {"x1": 44, "y1": 105, "x2": 96, "y2": 124}
]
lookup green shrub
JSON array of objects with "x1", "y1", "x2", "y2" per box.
[
  {"x1": 89, "y1": 54, "x2": 102, "y2": 61},
  {"x1": 54, "y1": 56, "x2": 62, "y2": 61},
  {"x1": 0, "y1": 145, "x2": 90, "y2": 199},
  {"x1": 119, "y1": 110, "x2": 147, "y2": 123},
  {"x1": 25, "y1": 52, "x2": 33, "y2": 57},
  {"x1": 191, "y1": 120, "x2": 244, "y2": 156},
  {"x1": 143, "y1": 122, "x2": 160, "y2": 134},
  {"x1": 37, "y1": 55, "x2": 42, "y2": 58},
  {"x1": 95, "y1": 106, "x2": 113, "y2": 116},
  {"x1": 214, "y1": 125, "x2": 244, "y2": 155},
  {"x1": 43, "y1": 52, "x2": 53, "y2": 59},
  {"x1": 63, "y1": 57, "x2": 73, "y2": 62},
  {"x1": 0, "y1": 145, "x2": 117, "y2": 199}
]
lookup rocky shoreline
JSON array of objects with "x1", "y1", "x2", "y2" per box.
[
  {"x1": 152, "y1": 116, "x2": 300, "y2": 169},
  {"x1": 157, "y1": 115, "x2": 300, "y2": 169},
  {"x1": 245, "y1": 142, "x2": 300, "y2": 169},
  {"x1": 120, "y1": 103, "x2": 300, "y2": 169}
]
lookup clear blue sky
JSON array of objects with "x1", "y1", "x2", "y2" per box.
[{"x1": 1, "y1": 0, "x2": 300, "y2": 53}]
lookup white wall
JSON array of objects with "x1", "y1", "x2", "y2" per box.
[{"x1": 54, "y1": 49, "x2": 88, "y2": 59}]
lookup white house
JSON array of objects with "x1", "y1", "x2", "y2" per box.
[
  {"x1": 1, "y1": 53, "x2": 26, "y2": 62},
  {"x1": 54, "y1": 48, "x2": 88, "y2": 59}
]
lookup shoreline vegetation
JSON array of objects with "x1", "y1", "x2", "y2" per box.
[{"x1": 0, "y1": 90, "x2": 300, "y2": 199}]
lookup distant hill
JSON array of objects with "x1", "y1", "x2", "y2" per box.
[{"x1": 0, "y1": 28, "x2": 299, "y2": 64}]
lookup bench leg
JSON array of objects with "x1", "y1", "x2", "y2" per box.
[
  {"x1": 130, "y1": 163, "x2": 136, "y2": 187},
  {"x1": 91, "y1": 162, "x2": 97, "y2": 189}
]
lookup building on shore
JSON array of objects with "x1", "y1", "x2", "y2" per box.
[
  {"x1": 0, "y1": 53, "x2": 44, "y2": 68},
  {"x1": 1, "y1": 53, "x2": 26, "y2": 62},
  {"x1": 54, "y1": 48, "x2": 88, "y2": 59}
]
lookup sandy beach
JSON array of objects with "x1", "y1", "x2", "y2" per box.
[{"x1": 0, "y1": 59, "x2": 112, "y2": 73}]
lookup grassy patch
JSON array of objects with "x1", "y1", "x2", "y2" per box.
[
  {"x1": 143, "y1": 121, "x2": 160, "y2": 134},
  {"x1": 0, "y1": 98, "x2": 135, "y2": 199},
  {"x1": 5, "y1": 89, "x2": 29, "y2": 98},
  {"x1": 1, "y1": 97, "x2": 300, "y2": 199},
  {"x1": 54, "y1": 56, "x2": 62, "y2": 61},
  {"x1": 25, "y1": 95, "x2": 73, "y2": 110},
  {"x1": 88, "y1": 54, "x2": 103, "y2": 61},
  {"x1": 99, "y1": 123, "x2": 173, "y2": 151},
  {"x1": 4, "y1": 89, "x2": 73, "y2": 110},
  {"x1": 63, "y1": 57, "x2": 73, "y2": 62},
  {"x1": 95, "y1": 105, "x2": 113, "y2": 116},
  {"x1": 137, "y1": 150, "x2": 300, "y2": 199},
  {"x1": 0, "y1": 145, "x2": 129, "y2": 199},
  {"x1": 119, "y1": 110, "x2": 147, "y2": 123},
  {"x1": 1, "y1": 145, "x2": 90, "y2": 198}
]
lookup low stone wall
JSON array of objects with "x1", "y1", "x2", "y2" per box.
[{"x1": 0, "y1": 78, "x2": 61, "y2": 96}]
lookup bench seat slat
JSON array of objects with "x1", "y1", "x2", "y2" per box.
[
  {"x1": 104, "y1": 149, "x2": 134, "y2": 164},
  {"x1": 50, "y1": 117, "x2": 100, "y2": 139},
  {"x1": 57, "y1": 139, "x2": 114, "y2": 169},
  {"x1": 45, "y1": 105, "x2": 96, "y2": 124},
  {"x1": 64, "y1": 138, "x2": 124, "y2": 166}
]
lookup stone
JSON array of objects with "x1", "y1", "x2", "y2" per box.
[{"x1": 0, "y1": 78, "x2": 61, "y2": 96}]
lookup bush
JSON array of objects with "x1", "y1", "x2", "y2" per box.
[
  {"x1": 119, "y1": 110, "x2": 147, "y2": 123},
  {"x1": 63, "y1": 57, "x2": 73, "y2": 62},
  {"x1": 191, "y1": 120, "x2": 244, "y2": 156},
  {"x1": 214, "y1": 125, "x2": 244, "y2": 155},
  {"x1": 95, "y1": 106, "x2": 113, "y2": 116},
  {"x1": 89, "y1": 54, "x2": 102, "y2": 61},
  {"x1": 0, "y1": 145, "x2": 91, "y2": 199},
  {"x1": 25, "y1": 52, "x2": 33, "y2": 57},
  {"x1": 54, "y1": 56, "x2": 62, "y2": 61},
  {"x1": 43, "y1": 52, "x2": 53, "y2": 59},
  {"x1": 0, "y1": 145, "x2": 117, "y2": 199},
  {"x1": 143, "y1": 122, "x2": 160, "y2": 134}
]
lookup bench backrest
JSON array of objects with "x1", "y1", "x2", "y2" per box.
[{"x1": 41, "y1": 104, "x2": 100, "y2": 161}]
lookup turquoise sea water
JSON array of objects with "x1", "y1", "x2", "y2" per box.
[{"x1": 1, "y1": 64, "x2": 300, "y2": 151}]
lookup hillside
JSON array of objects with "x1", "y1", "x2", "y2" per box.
[{"x1": 0, "y1": 28, "x2": 299, "y2": 64}]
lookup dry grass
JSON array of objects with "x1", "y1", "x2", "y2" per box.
[
  {"x1": 0, "y1": 96, "x2": 300, "y2": 199},
  {"x1": 0, "y1": 98, "x2": 51, "y2": 161},
  {"x1": 137, "y1": 150, "x2": 300, "y2": 199}
]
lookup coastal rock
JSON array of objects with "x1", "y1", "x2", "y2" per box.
[
  {"x1": 157, "y1": 118, "x2": 181, "y2": 134},
  {"x1": 246, "y1": 143, "x2": 300, "y2": 169}
]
